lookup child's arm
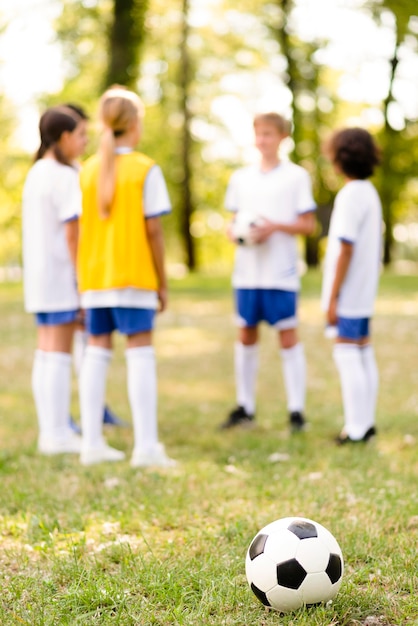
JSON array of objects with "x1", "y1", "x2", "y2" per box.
[
  {"x1": 145, "y1": 216, "x2": 168, "y2": 312},
  {"x1": 251, "y1": 212, "x2": 316, "y2": 242},
  {"x1": 65, "y1": 218, "x2": 79, "y2": 268},
  {"x1": 327, "y1": 241, "x2": 353, "y2": 325}
]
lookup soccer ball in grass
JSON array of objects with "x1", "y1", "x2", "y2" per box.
[
  {"x1": 231, "y1": 214, "x2": 265, "y2": 245},
  {"x1": 245, "y1": 517, "x2": 344, "y2": 613}
]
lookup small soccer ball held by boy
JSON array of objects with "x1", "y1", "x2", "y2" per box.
[
  {"x1": 220, "y1": 112, "x2": 317, "y2": 432},
  {"x1": 321, "y1": 127, "x2": 382, "y2": 444},
  {"x1": 22, "y1": 106, "x2": 88, "y2": 454},
  {"x1": 77, "y1": 85, "x2": 176, "y2": 467}
]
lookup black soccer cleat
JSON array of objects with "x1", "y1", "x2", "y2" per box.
[
  {"x1": 219, "y1": 405, "x2": 255, "y2": 430},
  {"x1": 335, "y1": 426, "x2": 377, "y2": 445},
  {"x1": 289, "y1": 411, "x2": 306, "y2": 432}
]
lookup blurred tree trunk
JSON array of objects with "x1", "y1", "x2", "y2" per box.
[
  {"x1": 105, "y1": 0, "x2": 148, "y2": 88},
  {"x1": 379, "y1": 45, "x2": 399, "y2": 265},
  {"x1": 273, "y1": 0, "x2": 328, "y2": 267},
  {"x1": 179, "y1": 0, "x2": 196, "y2": 270}
]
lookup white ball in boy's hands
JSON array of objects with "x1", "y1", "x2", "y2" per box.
[{"x1": 231, "y1": 215, "x2": 265, "y2": 245}]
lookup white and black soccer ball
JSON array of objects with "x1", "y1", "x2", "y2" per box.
[
  {"x1": 245, "y1": 517, "x2": 344, "y2": 613},
  {"x1": 231, "y1": 214, "x2": 265, "y2": 245}
]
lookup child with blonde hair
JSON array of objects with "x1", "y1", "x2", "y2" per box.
[
  {"x1": 77, "y1": 85, "x2": 175, "y2": 467},
  {"x1": 221, "y1": 112, "x2": 316, "y2": 431}
]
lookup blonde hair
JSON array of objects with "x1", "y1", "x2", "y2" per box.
[
  {"x1": 97, "y1": 85, "x2": 144, "y2": 219},
  {"x1": 253, "y1": 113, "x2": 291, "y2": 136}
]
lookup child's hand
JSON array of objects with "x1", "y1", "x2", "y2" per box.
[
  {"x1": 158, "y1": 287, "x2": 168, "y2": 312},
  {"x1": 327, "y1": 298, "x2": 338, "y2": 326},
  {"x1": 250, "y1": 218, "x2": 275, "y2": 243}
]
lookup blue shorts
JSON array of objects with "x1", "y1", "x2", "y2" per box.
[
  {"x1": 235, "y1": 288, "x2": 297, "y2": 329},
  {"x1": 35, "y1": 310, "x2": 79, "y2": 326},
  {"x1": 85, "y1": 307, "x2": 155, "y2": 336},
  {"x1": 337, "y1": 317, "x2": 370, "y2": 340}
]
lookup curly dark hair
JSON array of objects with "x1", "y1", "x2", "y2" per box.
[{"x1": 326, "y1": 127, "x2": 381, "y2": 179}]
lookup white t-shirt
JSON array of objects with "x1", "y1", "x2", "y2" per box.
[
  {"x1": 80, "y1": 159, "x2": 171, "y2": 310},
  {"x1": 226, "y1": 161, "x2": 316, "y2": 291},
  {"x1": 321, "y1": 180, "x2": 382, "y2": 317},
  {"x1": 22, "y1": 159, "x2": 81, "y2": 313}
]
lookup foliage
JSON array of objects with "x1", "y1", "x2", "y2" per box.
[
  {"x1": 0, "y1": 0, "x2": 418, "y2": 269},
  {"x1": 105, "y1": 0, "x2": 149, "y2": 88},
  {"x1": 0, "y1": 271, "x2": 417, "y2": 624}
]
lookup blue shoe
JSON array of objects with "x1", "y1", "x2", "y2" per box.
[
  {"x1": 103, "y1": 405, "x2": 129, "y2": 427},
  {"x1": 69, "y1": 416, "x2": 82, "y2": 434}
]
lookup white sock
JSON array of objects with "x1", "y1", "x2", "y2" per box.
[
  {"x1": 32, "y1": 350, "x2": 48, "y2": 437},
  {"x1": 73, "y1": 329, "x2": 88, "y2": 377},
  {"x1": 361, "y1": 344, "x2": 379, "y2": 430},
  {"x1": 235, "y1": 342, "x2": 258, "y2": 415},
  {"x1": 333, "y1": 343, "x2": 369, "y2": 439},
  {"x1": 126, "y1": 346, "x2": 159, "y2": 454},
  {"x1": 43, "y1": 352, "x2": 73, "y2": 442},
  {"x1": 79, "y1": 346, "x2": 111, "y2": 450},
  {"x1": 281, "y1": 343, "x2": 306, "y2": 413}
]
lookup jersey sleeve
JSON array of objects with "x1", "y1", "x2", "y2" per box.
[
  {"x1": 224, "y1": 170, "x2": 241, "y2": 213},
  {"x1": 143, "y1": 165, "x2": 171, "y2": 218},
  {"x1": 334, "y1": 185, "x2": 364, "y2": 244},
  {"x1": 54, "y1": 167, "x2": 82, "y2": 222},
  {"x1": 295, "y1": 168, "x2": 316, "y2": 214}
]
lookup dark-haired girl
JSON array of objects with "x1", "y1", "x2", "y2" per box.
[
  {"x1": 321, "y1": 127, "x2": 383, "y2": 445},
  {"x1": 22, "y1": 106, "x2": 87, "y2": 454}
]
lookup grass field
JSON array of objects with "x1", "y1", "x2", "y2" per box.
[{"x1": 0, "y1": 270, "x2": 417, "y2": 625}]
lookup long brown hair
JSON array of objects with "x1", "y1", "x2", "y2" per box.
[
  {"x1": 97, "y1": 85, "x2": 144, "y2": 219},
  {"x1": 35, "y1": 106, "x2": 80, "y2": 166}
]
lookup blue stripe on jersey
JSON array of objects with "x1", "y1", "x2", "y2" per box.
[{"x1": 145, "y1": 209, "x2": 171, "y2": 219}]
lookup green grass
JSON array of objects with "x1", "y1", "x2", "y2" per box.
[{"x1": 0, "y1": 271, "x2": 417, "y2": 625}]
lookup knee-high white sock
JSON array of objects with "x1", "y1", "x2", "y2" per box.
[
  {"x1": 281, "y1": 343, "x2": 306, "y2": 413},
  {"x1": 73, "y1": 329, "x2": 88, "y2": 377},
  {"x1": 333, "y1": 343, "x2": 369, "y2": 439},
  {"x1": 235, "y1": 342, "x2": 259, "y2": 415},
  {"x1": 361, "y1": 344, "x2": 379, "y2": 430},
  {"x1": 32, "y1": 350, "x2": 48, "y2": 437},
  {"x1": 44, "y1": 352, "x2": 73, "y2": 442},
  {"x1": 79, "y1": 346, "x2": 111, "y2": 450},
  {"x1": 126, "y1": 346, "x2": 158, "y2": 454}
]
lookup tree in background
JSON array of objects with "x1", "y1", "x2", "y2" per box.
[
  {"x1": 369, "y1": 0, "x2": 418, "y2": 263},
  {"x1": 1, "y1": 0, "x2": 417, "y2": 271},
  {"x1": 178, "y1": 0, "x2": 196, "y2": 269},
  {"x1": 105, "y1": 0, "x2": 149, "y2": 89}
]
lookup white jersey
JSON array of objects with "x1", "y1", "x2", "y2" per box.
[
  {"x1": 22, "y1": 159, "x2": 81, "y2": 313},
  {"x1": 321, "y1": 180, "x2": 382, "y2": 317},
  {"x1": 226, "y1": 161, "x2": 316, "y2": 291},
  {"x1": 80, "y1": 160, "x2": 171, "y2": 310}
]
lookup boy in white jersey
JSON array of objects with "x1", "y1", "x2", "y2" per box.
[
  {"x1": 321, "y1": 127, "x2": 382, "y2": 444},
  {"x1": 220, "y1": 113, "x2": 316, "y2": 431}
]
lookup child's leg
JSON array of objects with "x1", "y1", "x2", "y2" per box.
[
  {"x1": 126, "y1": 331, "x2": 175, "y2": 467},
  {"x1": 361, "y1": 344, "x2": 379, "y2": 430},
  {"x1": 234, "y1": 337, "x2": 259, "y2": 416},
  {"x1": 79, "y1": 345, "x2": 110, "y2": 450},
  {"x1": 126, "y1": 345, "x2": 158, "y2": 452},
  {"x1": 79, "y1": 342, "x2": 124, "y2": 464},
  {"x1": 72, "y1": 327, "x2": 88, "y2": 376},
  {"x1": 333, "y1": 343, "x2": 369, "y2": 439},
  {"x1": 279, "y1": 329, "x2": 306, "y2": 416},
  {"x1": 32, "y1": 349, "x2": 48, "y2": 438},
  {"x1": 40, "y1": 351, "x2": 81, "y2": 453},
  {"x1": 37, "y1": 323, "x2": 81, "y2": 454}
]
